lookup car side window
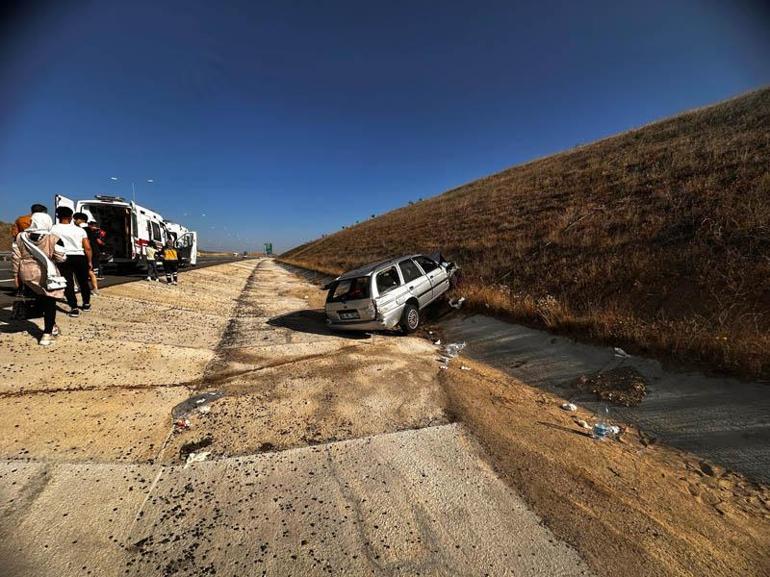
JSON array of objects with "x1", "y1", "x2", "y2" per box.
[
  {"x1": 376, "y1": 267, "x2": 401, "y2": 295},
  {"x1": 399, "y1": 259, "x2": 422, "y2": 283},
  {"x1": 415, "y1": 256, "x2": 438, "y2": 273}
]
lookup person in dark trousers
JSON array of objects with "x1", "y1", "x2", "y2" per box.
[
  {"x1": 87, "y1": 220, "x2": 105, "y2": 279},
  {"x1": 51, "y1": 206, "x2": 93, "y2": 316},
  {"x1": 11, "y1": 212, "x2": 66, "y2": 346},
  {"x1": 73, "y1": 213, "x2": 99, "y2": 293},
  {"x1": 160, "y1": 239, "x2": 179, "y2": 285}
]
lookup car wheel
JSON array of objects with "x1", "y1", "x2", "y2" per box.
[{"x1": 400, "y1": 303, "x2": 420, "y2": 334}]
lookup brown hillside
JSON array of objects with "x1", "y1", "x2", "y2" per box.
[
  {"x1": 0, "y1": 222, "x2": 12, "y2": 252},
  {"x1": 281, "y1": 88, "x2": 770, "y2": 379}
]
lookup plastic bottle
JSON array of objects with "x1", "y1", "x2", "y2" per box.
[{"x1": 592, "y1": 405, "x2": 612, "y2": 440}]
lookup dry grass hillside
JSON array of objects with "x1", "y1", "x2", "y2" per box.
[
  {"x1": 281, "y1": 88, "x2": 770, "y2": 380},
  {"x1": 0, "y1": 222, "x2": 12, "y2": 252}
]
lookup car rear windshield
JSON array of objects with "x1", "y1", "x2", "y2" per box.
[{"x1": 327, "y1": 277, "x2": 371, "y2": 302}]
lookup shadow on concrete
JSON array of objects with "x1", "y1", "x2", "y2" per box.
[
  {"x1": 267, "y1": 309, "x2": 371, "y2": 340},
  {"x1": 0, "y1": 306, "x2": 44, "y2": 339}
]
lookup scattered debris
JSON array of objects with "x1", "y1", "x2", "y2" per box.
[
  {"x1": 184, "y1": 451, "x2": 211, "y2": 468},
  {"x1": 613, "y1": 347, "x2": 631, "y2": 358},
  {"x1": 574, "y1": 419, "x2": 591, "y2": 430},
  {"x1": 571, "y1": 366, "x2": 648, "y2": 406},
  {"x1": 448, "y1": 296, "x2": 466, "y2": 309},
  {"x1": 592, "y1": 422, "x2": 621, "y2": 440},
  {"x1": 198, "y1": 405, "x2": 211, "y2": 415},
  {"x1": 438, "y1": 342, "x2": 467, "y2": 369},
  {"x1": 433, "y1": 339, "x2": 441, "y2": 345},
  {"x1": 174, "y1": 418, "x2": 191, "y2": 432},
  {"x1": 444, "y1": 342, "x2": 466, "y2": 357},
  {"x1": 460, "y1": 365, "x2": 471, "y2": 371},
  {"x1": 561, "y1": 402, "x2": 577, "y2": 412}
]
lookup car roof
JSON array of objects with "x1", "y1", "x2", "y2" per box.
[{"x1": 336, "y1": 254, "x2": 423, "y2": 281}]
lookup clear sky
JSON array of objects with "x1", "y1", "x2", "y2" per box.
[{"x1": 1, "y1": 0, "x2": 769, "y2": 251}]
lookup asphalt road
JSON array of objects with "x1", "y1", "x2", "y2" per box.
[{"x1": 0, "y1": 255, "x2": 245, "y2": 309}]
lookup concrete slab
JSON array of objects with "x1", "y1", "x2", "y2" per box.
[
  {"x1": 0, "y1": 426, "x2": 595, "y2": 577},
  {"x1": 0, "y1": 337, "x2": 214, "y2": 393},
  {"x1": 0, "y1": 387, "x2": 187, "y2": 462}
]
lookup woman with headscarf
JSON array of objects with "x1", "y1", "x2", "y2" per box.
[{"x1": 11, "y1": 212, "x2": 66, "y2": 345}]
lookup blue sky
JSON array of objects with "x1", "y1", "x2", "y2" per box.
[{"x1": 1, "y1": 0, "x2": 768, "y2": 251}]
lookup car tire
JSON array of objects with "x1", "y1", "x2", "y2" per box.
[{"x1": 400, "y1": 303, "x2": 420, "y2": 334}]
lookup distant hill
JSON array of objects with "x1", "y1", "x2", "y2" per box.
[
  {"x1": 0, "y1": 222, "x2": 12, "y2": 252},
  {"x1": 281, "y1": 88, "x2": 770, "y2": 379}
]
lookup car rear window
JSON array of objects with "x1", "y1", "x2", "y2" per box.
[
  {"x1": 399, "y1": 259, "x2": 422, "y2": 283},
  {"x1": 327, "y1": 277, "x2": 371, "y2": 302}
]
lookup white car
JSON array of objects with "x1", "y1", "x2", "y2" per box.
[{"x1": 324, "y1": 253, "x2": 458, "y2": 333}]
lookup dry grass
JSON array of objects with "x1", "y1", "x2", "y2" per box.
[
  {"x1": 281, "y1": 88, "x2": 770, "y2": 379},
  {"x1": 0, "y1": 222, "x2": 12, "y2": 252}
]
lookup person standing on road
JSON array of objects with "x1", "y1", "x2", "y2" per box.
[
  {"x1": 11, "y1": 212, "x2": 66, "y2": 346},
  {"x1": 87, "y1": 220, "x2": 105, "y2": 280},
  {"x1": 145, "y1": 241, "x2": 159, "y2": 281},
  {"x1": 73, "y1": 213, "x2": 99, "y2": 293},
  {"x1": 160, "y1": 239, "x2": 179, "y2": 285},
  {"x1": 51, "y1": 206, "x2": 93, "y2": 316},
  {"x1": 11, "y1": 204, "x2": 48, "y2": 295}
]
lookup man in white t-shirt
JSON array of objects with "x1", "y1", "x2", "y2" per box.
[{"x1": 51, "y1": 206, "x2": 93, "y2": 317}]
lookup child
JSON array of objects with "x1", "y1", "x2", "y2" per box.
[{"x1": 160, "y1": 239, "x2": 179, "y2": 285}]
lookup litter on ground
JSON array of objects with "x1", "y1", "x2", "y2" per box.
[
  {"x1": 184, "y1": 451, "x2": 211, "y2": 468},
  {"x1": 561, "y1": 402, "x2": 577, "y2": 412},
  {"x1": 174, "y1": 418, "x2": 191, "y2": 432},
  {"x1": 448, "y1": 297, "x2": 466, "y2": 309}
]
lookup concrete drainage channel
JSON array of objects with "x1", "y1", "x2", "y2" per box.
[{"x1": 441, "y1": 313, "x2": 770, "y2": 484}]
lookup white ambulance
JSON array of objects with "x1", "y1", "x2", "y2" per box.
[{"x1": 54, "y1": 194, "x2": 198, "y2": 269}]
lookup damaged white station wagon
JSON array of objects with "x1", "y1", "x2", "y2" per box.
[{"x1": 324, "y1": 253, "x2": 458, "y2": 333}]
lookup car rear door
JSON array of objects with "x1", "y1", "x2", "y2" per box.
[
  {"x1": 325, "y1": 276, "x2": 377, "y2": 322},
  {"x1": 398, "y1": 258, "x2": 432, "y2": 308},
  {"x1": 414, "y1": 255, "x2": 449, "y2": 302},
  {"x1": 373, "y1": 266, "x2": 410, "y2": 320}
]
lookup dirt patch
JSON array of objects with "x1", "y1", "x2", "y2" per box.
[
  {"x1": 572, "y1": 366, "x2": 648, "y2": 406},
  {"x1": 163, "y1": 338, "x2": 448, "y2": 462},
  {"x1": 442, "y1": 359, "x2": 770, "y2": 577}
]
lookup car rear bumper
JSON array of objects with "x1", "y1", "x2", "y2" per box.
[{"x1": 326, "y1": 317, "x2": 397, "y2": 332}]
